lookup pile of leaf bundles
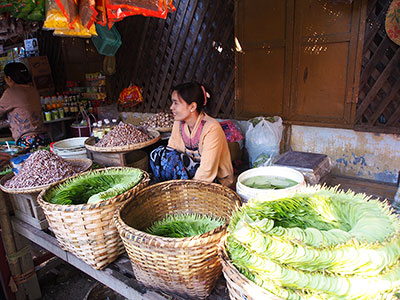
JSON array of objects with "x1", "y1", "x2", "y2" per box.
[
  {"x1": 44, "y1": 168, "x2": 143, "y2": 205},
  {"x1": 146, "y1": 213, "x2": 225, "y2": 238},
  {"x1": 226, "y1": 186, "x2": 400, "y2": 299}
]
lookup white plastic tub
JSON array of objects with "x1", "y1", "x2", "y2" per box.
[
  {"x1": 236, "y1": 166, "x2": 305, "y2": 203},
  {"x1": 51, "y1": 137, "x2": 89, "y2": 159}
]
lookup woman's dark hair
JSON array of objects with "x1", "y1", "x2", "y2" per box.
[
  {"x1": 4, "y1": 62, "x2": 32, "y2": 84},
  {"x1": 172, "y1": 82, "x2": 210, "y2": 113}
]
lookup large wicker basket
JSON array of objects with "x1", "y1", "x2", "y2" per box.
[
  {"x1": 114, "y1": 180, "x2": 242, "y2": 299},
  {"x1": 37, "y1": 167, "x2": 150, "y2": 270},
  {"x1": 0, "y1": 158, "x2": 93, "y2": 230},
  {"x1": 219, "y1": 237, "x2": 283, "y2": 300}
]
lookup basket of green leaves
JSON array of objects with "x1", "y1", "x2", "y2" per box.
[
  {"x1": 37, "y1": 167, "x2": 149, "y2": 270},
  {"x1": 114, "y1": 180, "x2": 242, "y2": 299},
  {"x1": 220, "y1": 185, "x2": 400, "y2": 299}
]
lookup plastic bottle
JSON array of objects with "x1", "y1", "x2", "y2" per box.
[
  {"x1": 63, "y1": 97, "x2": 70, "y2": 117},
  {"x1": 111, "y1": 119, "x2": 118, "y2": 129},
  {"x1": 103, "y1": 119, "x2": 111, "y2": 134},
  {"x1": 92, "y1": 122, "x2": 99, "y2": 142},
  {"x1": 97, "y1": 120, "x2": 104, "y2": 139}
]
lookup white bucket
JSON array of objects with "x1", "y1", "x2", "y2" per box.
[
  {"x1": 236, "y1": 166, "x2": 305, "y2": 202},
  {"x1": 51, "y1": 137, "x2": 89, "y2": 159}
]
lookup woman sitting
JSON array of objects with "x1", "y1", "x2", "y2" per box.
[
  {"x1": 0, "y1": 62, "x2": 50, "y2": 151},
  {"x1": 150, "y1": 82, "x2": 234, "y2": 187}
]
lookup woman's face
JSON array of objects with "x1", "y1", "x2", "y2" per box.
[{"x1": 170, "y1": 91, "x2": 194, "y2": 121}]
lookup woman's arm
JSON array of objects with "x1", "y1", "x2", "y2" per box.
[
  {"x1": 193, "y1": 124, "x2": 226, "y2": 182},
  {"x1": 0, "y1": 89, "x2": 11, "y2": 118},
  {"x1": 167, "y1": 121, "x2": 183, "y2": 150}
]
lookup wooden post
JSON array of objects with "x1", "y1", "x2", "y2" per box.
[
  {"x1": 0, "y1": 190, "x2": 25, "y2": 300},
  {"x1": 0, "y1": 190, "x2": 41, "y2": 300}
]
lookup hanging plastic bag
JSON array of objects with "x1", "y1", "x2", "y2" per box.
[
  {"x1": 54, "y1": 0, "x2": 79, "y2": 28},
  {"x1": 11, "y1": 0, "x2": 35, "y2": 19},
  {"x1": 43, "y1": 0, "x2": 71, "y2": 30},
  {"x1": 245, "y1": 116, "x2": 283, "y2": 168},
  {"x1": 106, "y1": 0, "x2": 175, "y2": 27},
  {"x1": 117, "y1": 84, "x2": 143, "y2": 110},
  {"x1": 79, "y1": 0, "x2": 97, "y2": 29},
  {"x1": 94, "y1": 0, "x2": 106, "y2": 26},
  {"x1": 43, "y1": 0, "x2": 97, "y2": 37},
  {"x1": 26, "y1": 0, "x2": 45, "y2": 21}
]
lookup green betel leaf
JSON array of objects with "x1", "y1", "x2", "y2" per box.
[
  {"x1": 44, "y1": 168, "x2": 143, "y2": 205},
  {"x1": 146, "y1": 213, "x2": 225, "y2": 238},
  {"x1": 227, "y1": 186, "x2": 400, "y2": 299}
]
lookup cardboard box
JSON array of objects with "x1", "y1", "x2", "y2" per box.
[
  {"x1": 22, "y1": 56, "x2": 55, "y2": 95},
  {"x1": 23, "y1": 56, "x2": 52, "y2": 76}
]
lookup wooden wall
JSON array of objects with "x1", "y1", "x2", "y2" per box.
[
  {"x1": 109, "y1": 0, "x2": 235, "y2": 118},
  {"x1": 37, "y1": 0, "x2": 399, "y2": 133}
]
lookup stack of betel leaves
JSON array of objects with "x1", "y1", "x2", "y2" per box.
[
  {"x1": 226, "y1": 186, "x2": 400, "y2": 299},
  {"x1": 43, "y1": 168, "x2": 143, "y2": 205},
  {"x1": 146, "y1": 213, "x2": 225, "y2": 238}
]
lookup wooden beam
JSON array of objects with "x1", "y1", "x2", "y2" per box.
[
  {"x1": 0, "y1": 191, "x2": 31, "y2": 300},
  {"x1": 11, "y1": 218, "x2": 168, "y2": 300}
]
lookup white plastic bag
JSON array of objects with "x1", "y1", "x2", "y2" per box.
[{"x1": 245, "y1": 116, "x2": 283, "y2": 167}]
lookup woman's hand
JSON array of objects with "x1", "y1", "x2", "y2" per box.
[{"x1": 0, "y1": 152, "x2": 12, "y2": 167}]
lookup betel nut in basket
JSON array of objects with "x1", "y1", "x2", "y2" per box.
[
  {"x1": 37, "y1": 167, "x2": 150, "y2": 270},
  {"x1": 114, "y1": 179, "x2": 242, "y2": 299}
]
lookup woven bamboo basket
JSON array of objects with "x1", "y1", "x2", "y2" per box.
[
  {"x1": 84, "y1": 129, "x2": 160, "y2": 153},
  {"x1": 114, "y1": 180, "x2": 242, "y2": 299},
  {"x1": 0, "y1": 158, "x2": 93, "y2": 230},
  {"x1": 37, "y1": 167, "x2": 150, "y2": 270},
  {"x1": 219, "y1": 237, "x2": 283, "y2": 300},
  {"x1": 0, "y1": 158, "x2": 93, "y2": 194}
]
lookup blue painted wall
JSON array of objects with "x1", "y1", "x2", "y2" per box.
[{"x1": 290, "y1": 125, "x2": 400, "y2": 184}]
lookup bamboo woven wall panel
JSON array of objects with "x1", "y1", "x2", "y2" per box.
[
  {"x1": 356, "y1": 0, "x2": 400, "y2": 134},
  {"x1": 109, "y1": 0, "x2": 235, "y2": 119}
]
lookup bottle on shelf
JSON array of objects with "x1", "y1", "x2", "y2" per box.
[
  {"x1": 92, "y1": 122, "x2": 99, "y2": 142},
  {"x1": 63, "y1": 97, "x2": 70, "y2": 117},
  {"x1": 103, "y1": 119, "x2": 111, "y2": 134},
  {"x1": 97, "y1": 120, "x2": 104, "y2": 140},
  {"x1": 111, "y1": 119, "x2": 118, "y2": 129}
]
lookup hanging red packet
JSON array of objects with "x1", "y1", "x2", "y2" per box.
[
  {"x1": 106, "y1": 0, "x2": 175, "y2": 28},
  {"x1": 118, "y1": 84, "x2": 144, "y2": 109}
]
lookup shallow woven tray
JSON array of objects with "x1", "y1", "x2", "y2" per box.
[
  {"x1": 37, "y1": 167, "x2": 150, "y2": 270},
  {"x1": 114, "y1": 179, "x2": 242, "y2": 299},
  {"x1": 152, "y1": 126, "x2": 172, "y2": 133},
  {"x1": 84, "y1": 129, "x2": 160, "y2": 153},
  {"x1": 219, "y1": 237, "x2": 283, "y2": 300},
  {"x1": 0, "y1": 158, "x2": 93, "y2": 194}
]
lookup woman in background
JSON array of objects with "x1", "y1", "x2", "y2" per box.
[
  {"x1": 0, "y1": 62, "x2": 49, "y2": 151},
  {"x1": 150, "y1": 82, "x2": 234, "y2": 187}
]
